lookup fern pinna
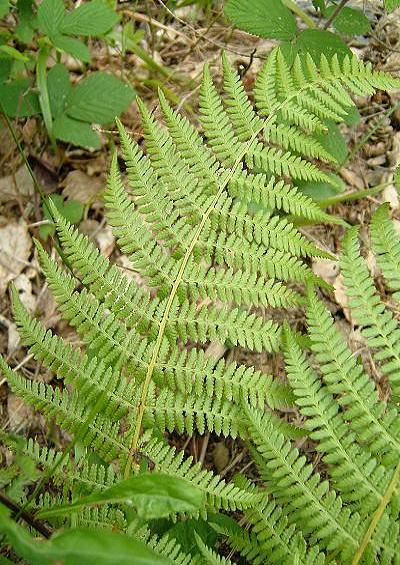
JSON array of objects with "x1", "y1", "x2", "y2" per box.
[
  {"x1": 227, "y1": 204, "x2": 400, "y2": 564},
  {"x1": 1, "y1": 48, "x2": 400, "y2": 562}
]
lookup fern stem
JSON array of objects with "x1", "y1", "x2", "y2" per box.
[
  {"x1": 351, "y1": 460, "x2": 400, "y2": 565},
  {"x1": 318, "y1": 181, "x2": 391, "y2": 208}
]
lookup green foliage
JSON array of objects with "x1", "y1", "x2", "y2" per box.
[
  {"x1": 38, "y1": 473, "x2": 204, "y2": 520},
  {"x1": 0, "y1": 504, "x2": 173, "y2": 565},
  {"x1": 324, "y1": 5, "x2": 371, "y2": 35},
  {"x1": 224, "y1": 0, "x2": 365, "y2": 62},
  {"x1": 384, "y1": 0, "x2": 400, "y2": 11},
  {"x1": 0, "y1": 0, "x2": 135, "y2": 148},
  {"x1": 224, "y1": 0, "x2": 297, "y2": 41},
  {"x1": 39, "y1": 194, "x2": 84, "y2": 240},
  {"x1": 1, "y1": 51, "x2": 400, "y2": 563},
  {"x1": 223, "y1": 205, "x2": 400, "y2": 563}
]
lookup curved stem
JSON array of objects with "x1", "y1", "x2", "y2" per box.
[
  {"x1": 352, "y1": 460, "x2": 400, "y2": 564},
  {"x1": 323, "y1": 0, "x2": 350, "y2": 30},
  {"x1": 36, "y1": 46, "x2": 56, "y2": 150},
  {"x1": 282, "y1": 0, "x2": 316, "y2": 28}
]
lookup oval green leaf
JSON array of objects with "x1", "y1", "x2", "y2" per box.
[
  {"x1": 0, "y1": 504, "x2": 172, "y2": 565},
  {"x1": 65, "y1": 72, "x2": 135, "y2": 124},
  {"x1": 324, "y1": 6, "x2": 371, "y2": 36},
  {"x1": 295, "y1": 29, "x2": 352, "y2": 62},
  {"x1": 38, "y1": 472, "x2": 204, "y2": 520},
  {"x1": 225, "y1": 0, "x2": 297, "y2": 41}
]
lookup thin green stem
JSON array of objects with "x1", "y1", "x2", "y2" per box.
[
  {"x1": 36, "y1": 46, "x2": 56, "y2": 150},
  {"x1": 318, "y1": 182, "x2": 392, "y2": 208},
  {"x1": 323, "y1": 0, "x2": 350, "y2": 30},
  {"x1": 282, "y1": 0, "x2": 316, "y2": 28},
  {"x1": 352, "y1": 460, "x2": 400, "y2": 564}
]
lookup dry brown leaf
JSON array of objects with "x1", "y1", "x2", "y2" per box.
[
  {"x1": 13, "y1": 274, "x2": 36, "y2": 312},
  {"x1": 382, "y1": 183, "x2": 399, "y2": 210},
  {"x1": 7, "y1": 322, "x2": 20, "y2": 356},
  {"x1": 0, "y1": 221, "x2": 32, "y2": 295},
  {"x1": 0, "y1": 166, "x2": 34, "y2": 203},
  {"x1": 61, "y1": 170, "x2": 103, "y2": 205},
  {"x1": 213, "y1": 442, "x2": 230, "y2": 473},
  {"x1": 333, "y1": 274, "x2": 351, "y2": 322},
  {"x1": 204, "y1": 341, "x2": 226, "y2": 361},
  {"x1": 79, "y1": 219, "x2": 115, "y2": 257},
  {"x1": 7, "y1": 393, "x2": 32, "y2": 432},
  {"x1": 340, "y1": 168, "x2": 364, "y2": 190},
  {"x1": 312, "y1": 258, "x2": 339, "y2": 285}
]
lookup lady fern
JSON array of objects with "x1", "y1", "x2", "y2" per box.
[
  {"x1": 228, "y1": 205, "x2": 400, "y2": 564},
  {"x1": 1, "y1": 48, "x2": 400, "y2": 563}
]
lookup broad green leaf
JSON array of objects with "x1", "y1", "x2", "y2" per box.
[
  {"x1": 294, "y1": 29, "x2": 352, "y2": 62},
  {"x1": 51, "y1": 34, "x2": 90, "y2": 62},
  {"x1": 384, "y1": 0, "x2": 400, "y2": 11},
  {"x1": 0, "y1": 60, "x2": 12, "y2": 82},
  {"x1": 39, "y1": 194, "x2": 84, "y2": 239},
  {"x1": 315, "y1": 121, "x2": 348, "y2": 165},
  {"x1": 0, "y1": 0, "x2": 10, "y2": 18},
  {"x1": 324, "y1": 6, "x2": 371, "y2": 35},
  {"x1": 37, "y1": 0, "x2": 65, "y2": 36},
  {"x1": 38, "y1": 473, "x2": 204, "y2": 520},
  {"x1": 60, "y1": 0, "x2": 119, "y2": 36},
  {"x1": 53, "y1": 113, "x2": 101, "y2": 148},
  {"x1": 343, "y1": 105, "x2": 361, "y2": 126},
  {"x1": 297, "y1": 173, "x2": 345, "y2": 201},
  {"x1": 0, "y1": 504, "x2": 172, "y2": 565},
  {"x1": 225, "y1": 0, "x2": 297, "y2": 41},
  {"x1": 47, "y1": 63, "x2": 71, "y2": 119},
  {"x1": 65, "y1": 72, "x2": 135, "y2": 124},
  {"x1": 0, "y1": 78, "x2": 40, "y2": 117},
  {"x1": 15, "y1": 0, "x2": 37, "y2": 43},
  {"x1": 165, "y1": 517, "x2": 221, "y2": 555}
]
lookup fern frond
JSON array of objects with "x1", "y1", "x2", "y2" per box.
[
  {"x1": 340, "y1": 226, "x2": 400, "y2": 396},
  {"x1": 371, "y1": 203, "x2": 400, "y2": 301},
  {"x1": 245, "y1": 405, "x2": 362, "y2": 559},
  {"x1": 306, "y1": 293, "x2": 400, "y2": 466},
  {"x1": 245, "y1": 143, "x2": 331, "y2": 183},
  {"x1": 283, "y1": 325, "x2": 393, "y2": 514},
  {"x1": 239, "y1": 502, "x2": 325, "y2": 565},
  {"x1": 11, "y1": 289, "x2": 136, "y2": 421},
  {"x1": 0, "y1": 359, "x2": 128, "y2": 462},
  {"x1": 221, "y1": 52, "x2": 262, "y2": 141},
  {"x1": 135, "y1": 526, "x2": 199, "y2": 565},
  {"x1": 23, "y1": 438, "x2": 120, "y2": 495}
]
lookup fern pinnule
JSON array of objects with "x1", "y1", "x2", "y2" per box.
[
  {"x1": 371, "y1": 203, "x2": 400, "y2": 301},
  {"x1": 306, "y1": 293, "x2": 400, "y2": 466},
  {"x1": 340, "y1": 223, "x2": 400, "y2": 396},
  {"x1": 244, "y1": 404, "x2": 363, "y2": 560},
  {"x1": 283, "y1": 325, "x2": 393, "y2": 514}
]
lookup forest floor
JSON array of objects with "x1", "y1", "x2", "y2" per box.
[{"x1": 1, "y1": 0, "x2": 400, "y2": 487}]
